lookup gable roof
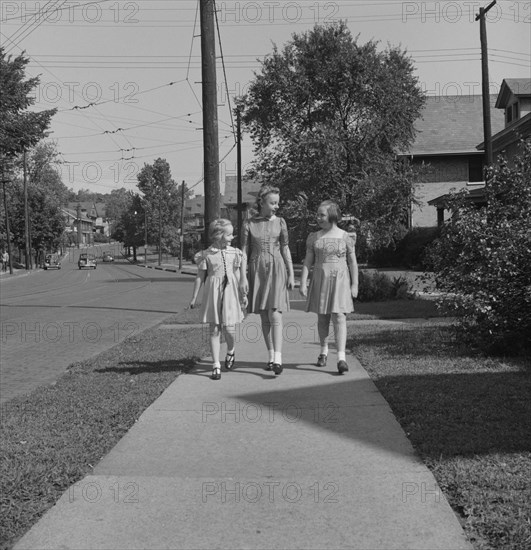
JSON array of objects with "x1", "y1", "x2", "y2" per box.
[
  {"x1": 495, "y1": 78, "x2": 531, "y2": 109},
  {"x1": 404, "y1": 94, "x2": 505, "y2": 156},
  {"x1": 66, "y1": 202, "x2": 106, "y2": 218}
]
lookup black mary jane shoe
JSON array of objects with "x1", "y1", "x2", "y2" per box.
[
  {"x1": 265, "y1": 361, "x2": 274, "y2": 371},
  {"x1": 272, "y1": 363, "x2": 283, "y2": 375},
  {"x1": 224, "y1": 353, "x2": 235, "y2": 370},
  {"x1": 316, "y1": 354, "x2": 327, "y2": 367},
  {"x1": 211, "y1": 367, "x2": 221, "y2": 380},
  {"x1": 337, "y1": 360, "x2": 349, "y2": 375}
]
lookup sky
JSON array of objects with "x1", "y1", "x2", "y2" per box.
[{"x1": 1, "y1": 0, "x2": 529, "y2": 197}]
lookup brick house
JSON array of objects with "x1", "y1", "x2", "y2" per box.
[
  {"x1": 61, "y1": 206, "x2": 94, "y2": 245},
  {"x1": 402, "y1": 94, "x2": 505, "y2": 227},
  {"x1": 481, "y1": 78, "x2": 531, "y2": 164},
  {"x1": 428, "y1": 79, "x2": 531, "y2": 224},
  {"x1": 183, "y1": 194, "x2": 228, "y2": 235}
]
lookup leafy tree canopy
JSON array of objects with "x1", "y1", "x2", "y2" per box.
[
  {"x1": 0, "y1": 48, "x2": 56, "y2": 157},
  {"x1": 238, "y1": 21, "x2": 425, "y2": 248}
]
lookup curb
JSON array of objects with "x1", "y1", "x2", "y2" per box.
[{"x1": 137, "y1": 264, "x2": 197, "y2": 276}]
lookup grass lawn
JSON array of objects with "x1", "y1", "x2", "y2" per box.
[
  {"x1": 0, "y1": 324, "x2": 209, "y2": 550},
  {"x1": 349, "y1": 323, "x2": 531, "y2": 550}
]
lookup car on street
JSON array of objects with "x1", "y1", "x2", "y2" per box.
[
  {"x1": 44, "y1": 253, "x2": 61, "y2": 270},
  {"x1": 102, "y1": 252, "x2": 114, "y2": 262},
  {"x1": 78, "y1": 253, "x2": 97, "y2": 269}
]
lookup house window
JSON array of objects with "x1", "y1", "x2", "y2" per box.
[
  {"x1": 513, "y1": 102, "x2": 519, "y2": 121},
  {"x1": 506, "y1": 106, "x2": 513, "y2": 124},
  {"x1": 468, "y1": 156, "x2": 484, "y2": 182}
]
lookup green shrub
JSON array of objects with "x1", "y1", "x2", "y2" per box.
[
  {"x1": 426, "y1": 139, "x2": 531, "y2": 355},
  {"x1": 358, "y1": 270, "x2": 412, "y2": 302},
  {"x1": 369, "y1": 227, "x2": 439, "y2": 269},
  {"x1": 93, "y1": 233, "x2": 110, "y2": 243}
]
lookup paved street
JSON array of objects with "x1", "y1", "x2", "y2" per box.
[{"x1": 0, "y1": 249, "x2": 195, "y2": 404}]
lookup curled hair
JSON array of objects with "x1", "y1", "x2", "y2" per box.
[
  {"x1": 319, "y1": 200, "x2": 342, "y2": 224},
  {"x1": 208, "y1": 218, "x2": 233, "y2": 244},
  {"x1": 253, "y1": 184, "x2": 280, "y2": 213}
]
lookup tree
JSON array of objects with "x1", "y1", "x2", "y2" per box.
[
  {"x1": 9, "y1": 183, "x2": 66, "y2": 254},
  {"x1": 0, "y1": 48, "x2": 56, "y2": 157},
  {"x1": 113, "y1": 192, "x2": 145, "y2": 260},
  {"x1": 427, "y1": 140, "x2": 531, "y2": 355},
  {"x1": 136, "y1": 158, "x2": 182, "y2": 254},
  {"x1": 238, "y1": 21, "x2": 425, "y2": 249},
  {"x1": 105, "y1": 187, "x2": 133, "y2": 236}
]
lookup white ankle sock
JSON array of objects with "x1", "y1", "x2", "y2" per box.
[
  {"x1": 274, "y1": 352, "x2": 282, "y2": 364},
  {"x1": 268, "y1": 349, "x2": 275, "y2": 362},
  {"x1": 337, "y1": 352, "x2": 346, "y2": 362},
  {"x1": 320, "y1": 344, "x2": 328, "y2": 355}
]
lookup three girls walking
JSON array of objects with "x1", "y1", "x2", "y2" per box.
[{"x1": 190, "y1": 189, "x2": 358, "y2": 379}]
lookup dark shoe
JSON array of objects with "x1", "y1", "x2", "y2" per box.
[
  {"x1": 265, "y1": 361, "x2": 274, "y2": 371},
  {"x1": 272, "y1": 363, "x2": 283, "y2": 375},
  {"x1": 316, "y1": 354, "x2": 327, "y2": 367},
  {"x1": 224, "y1": 353, "x2": 235, "y2": 370},
  {"x1": 211, "y1": 367, "x2": 221, "y2": 380},
  {"x1": 337, "y1": 360, "x2": 349, "y2": 374}
]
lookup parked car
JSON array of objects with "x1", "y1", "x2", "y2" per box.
[
  {"x1": 78, "y1": 253, "x2": 97, "y2": 269},
  {"x1": 102, "y1": 252, "x2": 114, "y2": 262},
  {"x1": 44, "y1": 253, "x2": 61, "y2": 270}
]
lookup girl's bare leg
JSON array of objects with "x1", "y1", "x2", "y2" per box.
[
  {"x1": 260, "y1": 310, "x2": 273, "y2": 353},
  {"x1": 209, "y1": 323, "x2": 221, "y2": 365},
  {"x1": 224, "y1": 325, "x2": 236, "y2": 353},
  {"x1": 331, "y1": 313, "x2": 347, "y2": 355},
  {"x1": 269, "y1": 309, "x2": 283, "y2": 354},
  {"x1": 317, "y1": 313, "x2": 331, "y2": 349}
]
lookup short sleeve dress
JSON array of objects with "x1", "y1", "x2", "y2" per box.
[
  {"x1": 194, "y1": 246, "x2": 244, "y2": 326},
  {"x1": 305, "y1": 231, "x2": 355, "y2": 314},
  {"x1": 241, "y1": 216, "x2": 290, "y2": 313}
]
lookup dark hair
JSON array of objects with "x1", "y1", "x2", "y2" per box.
[
  {"x1": 319, "y1": 200, "x2": 342, "y2": 224},
  {"x1": 253, "y1": 184, "x2": 280, "y2": 213}
]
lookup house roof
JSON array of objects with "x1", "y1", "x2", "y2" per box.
[
  {"x1": 61, "y1": 207, "x2": 93, "y2": 221},
  {"x1": 478, "y1": 112, "x2": 531, "y2": 152},
  {"x1": 66, "y1": 202, "x2": 106, "y2": 218},
  {"x1": 403, "y1": 95, "x2": 505, "y2": 156},
  {"x1": 428, "y1": 186, "x2": 487, "y2": 207},
  {"x1": 495, "y1": 78, "x2": 531, "y2": 109}
]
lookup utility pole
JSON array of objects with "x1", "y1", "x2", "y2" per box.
[
  {"x1": 179, "y1": 180, "x2": 185, "y2": 271},
  {"x1": 76, "y1": 202, "x2": 82, "y2": 248},
  {"x1": 200, "y1": 0, "x2": 220, "y2": 246},
  {"x1": 476, "y1": 0, "x2": 496, "y2": 168},
  {"x1": 1, "y1": 160, "x2": 14, "y2": 275},
  {"x1": 23, "y1": 150, "x2": 32, "y2": 270},
  {"x1": 236, "y1": 108, "x2": 243, "y2": 247},
  {"x1": 144, "y1": 203, "x2": 148, "y2": 267},
  {"x1": 158, "y1": 186, "x2": 162, "y2": 266}
]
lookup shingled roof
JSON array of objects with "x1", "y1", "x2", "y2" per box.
[
  {"x1": 495, "y1": 78, "x2": 531, "y2": 109},
  {"x1": 405, "y1": 94, "x2": 505, "y2": 156}
]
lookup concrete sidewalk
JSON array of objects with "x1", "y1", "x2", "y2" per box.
[{"x1": 15, "y1": 309, "x2": 471, "y2": 550}]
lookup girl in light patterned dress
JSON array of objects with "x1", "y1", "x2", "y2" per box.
[
  {"x1": 190, "y1": 219, "x2": 247, "y2": 380},
  {"x1": 299, "y1": 201, "x2": 358, "y2": 375}
]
